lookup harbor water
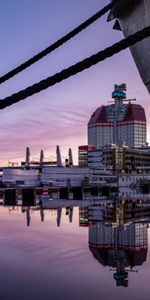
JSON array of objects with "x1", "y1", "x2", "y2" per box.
[{"x1": 1, "y1": 195, "x2": 150, "y2": 300}]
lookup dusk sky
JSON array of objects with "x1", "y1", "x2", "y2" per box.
[{"x1": 0, "y1": 0, "x2": 150, "y2": 166}]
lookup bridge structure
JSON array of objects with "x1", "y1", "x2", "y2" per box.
[
  {"x1": 0, "y1": 0, "x2": 149, "y2": 110},
  {"x1": 108, "y1": 0, "x2": 150, "y2": 94},
  {"x1": 0, "y1": 0, "x2": 150, "y2": 168}
]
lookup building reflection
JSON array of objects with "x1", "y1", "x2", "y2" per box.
[
  {"x1": 7, "y1": 203, "x2": 74, "y2": 227},
  {"x1": 88, "y1": 200, "x2": 149, "y2": 287},
  {"x1": 3, "y1": 194, "x2": 150, "y2": 287},
  {"x1": 21, "y1": 206, "x2": 73, "y2": 227}
]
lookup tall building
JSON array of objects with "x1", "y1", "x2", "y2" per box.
[{"x1": 88, "y1": 84, "x2": 147, "y2": 148}]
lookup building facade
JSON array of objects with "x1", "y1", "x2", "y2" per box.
[
  {"x1": 88, "y1": 146, "x2": 150, "y2": 172},
  {"x1": 78, "y1": 145, "x2": 96, "y2": 167},
  {"x1": 88, "y1": 86, "x2": 147, "y2": 148},
  {"x1": 78, "y1": 144, "x2": 150, "y2": 172}
]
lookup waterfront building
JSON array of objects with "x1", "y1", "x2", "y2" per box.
[
  {"x1": 41, "y1": 166, "x2": 89, "y2": 187},
  {"x1": 78, "y1": 145, "x2": 95, "y2": 167},
  {"x1": 88, "y1": 85, "x2": 147, "y2": 149},
  {"x1": 88, "y1": 145, "x2": 150, "y2": 172},
  {"x1": 79, "y1": 143, "x2": 150, "y2": 172}
]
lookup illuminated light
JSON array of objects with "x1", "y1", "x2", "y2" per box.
[
  {"x1": 112, "y1": 91, "x2": 126, "y2": 99},
  {"x1": 42, "y1": 188, "x2": 48, "y2": 195},
  {"x1": 114, "y1": 273, "x2": 128, "y2": 280}
]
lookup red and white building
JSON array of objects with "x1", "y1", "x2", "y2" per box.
[{"x1": 88, "y1": 102, "x2": 147, "y2": 149}]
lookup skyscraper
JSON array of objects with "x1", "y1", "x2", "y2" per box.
[{"x1": 88, "y1": 85, "x2": 147, "y2": 149}]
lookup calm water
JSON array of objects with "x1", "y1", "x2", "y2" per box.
[{"x1": 0, "y1": 200, "x2": 150, "y2": 300}]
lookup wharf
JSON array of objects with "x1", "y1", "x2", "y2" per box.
[{"x1": 0, "y1": 185, "x2": 117, "y2": 204}]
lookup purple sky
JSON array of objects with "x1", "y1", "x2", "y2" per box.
[{"x1": 0, "y1": 0, "x2": 150, "y2": 165}]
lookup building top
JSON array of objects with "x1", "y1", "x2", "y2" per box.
[
  {"x1": 88, "y1": 103, "x2": 146, "y2": 127},
  {"x1": 123, "y1": 104, "x2": 146, "y2": 122},
  {"x1": 79, "y1": 145, "x2": 96, "y2": 150},
  {"x1": 88, "y1": 106, "x2": 108, "y2": 126}
]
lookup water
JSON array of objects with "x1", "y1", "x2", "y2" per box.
[{"x1": 0, "y1": 199, "x2": 150, "y2": 300}]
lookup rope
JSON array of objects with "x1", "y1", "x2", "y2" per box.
[
  {"x1": 0, "y1": 2, "x2": 114, "y2": 85},
  {"x1": 1, "y1": 24, "x2": 150, "y2": 110}
]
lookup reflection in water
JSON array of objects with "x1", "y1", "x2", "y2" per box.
[
  {"x1": 88, "y1": 200, "x2": 149, "y2": 287},
  {"x1": 2, "y1": 196, "x2": 150, "y2": 290},
  {"x1": 8, "y1": 204, "x2": 74, "y2": 227},
  {"x1": 89, "y1": 221, "x2": 147, "y2": 287}
]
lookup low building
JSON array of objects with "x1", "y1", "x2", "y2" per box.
[
  {"x1": 79, "y1": 144, "x2": 150, "y2": 173},
  {"x1": 78, "y1": 145, "x2": 95, "y2": 167}
]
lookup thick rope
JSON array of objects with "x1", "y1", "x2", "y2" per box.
[
  {"x1": 1, "y1": 24, "x2": 150, "y2": 110},
  {"x1": 0, "y1": 2, "x2": 114, "y2": 85}
]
